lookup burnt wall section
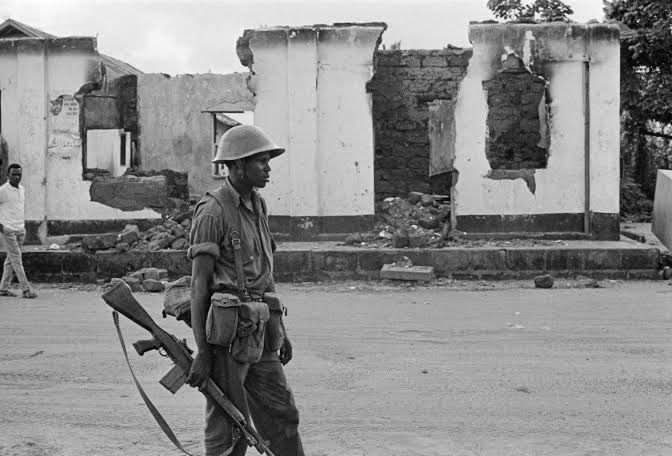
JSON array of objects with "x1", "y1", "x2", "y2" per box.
[
  {"x1": 369, "y1": 48, "x2": 471, "y2": 200},
  {"x1": 82, "y1": 75, "x2": 137, "y2": 132},
  {"x1": 483, "y1": 55, "x2": 549, "y2": 171},
  {"x1": 89, "y1": 170, "x2": 188, "y2": 213}
]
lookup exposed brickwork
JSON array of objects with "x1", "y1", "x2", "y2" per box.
[
  {"x1": 369, "y1": 49, "x2": 471, "y2": 201},
  {"x1": 482, "y1": 56, "x2": 549, "y2": 170}
]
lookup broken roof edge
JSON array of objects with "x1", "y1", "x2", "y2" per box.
[
  {"x1": 469, "y1": 22, "x2": 621, "y2": 46},
  {"x1": 469, "y1": 20, "x2": 627, "y2": 39},
  {"x1": 244, "y1": 22, "x2": 387, "y2": 32},
  {"x1": 237, "y1": 22, "x2": 388, "y2": 68}
]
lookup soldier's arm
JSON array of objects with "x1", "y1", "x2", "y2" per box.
[{"x1": 186, "y1": 207, "x2": 224, "y2": 388}]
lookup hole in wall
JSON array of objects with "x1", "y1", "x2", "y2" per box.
[{"x1": 482, "y1": 54, "x2": 550, "y2": 171}]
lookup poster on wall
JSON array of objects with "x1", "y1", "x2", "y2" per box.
[{"x1": 48, "y1": 95, "x2": 81, "y2": 150}]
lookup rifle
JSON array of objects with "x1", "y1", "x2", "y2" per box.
[{"x1": 102, "y1": 280, "x2": 275, "y2": 456}]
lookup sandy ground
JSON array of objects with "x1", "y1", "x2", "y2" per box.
[{"x1": 0, "y1": 280, "x2": 671, "y2": 456}]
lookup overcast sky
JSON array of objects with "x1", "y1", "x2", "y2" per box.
[{"x1": 1, "y1": 0, "x2": 606, "y2": 76}]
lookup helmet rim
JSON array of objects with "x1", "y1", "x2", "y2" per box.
[{"x1": 212, "y1": 125, "x2": 284, "y2": 163}]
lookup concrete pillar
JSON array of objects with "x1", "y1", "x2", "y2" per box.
[{"x1": 242, "y1": 24, "x2": 385, "y2": 222}]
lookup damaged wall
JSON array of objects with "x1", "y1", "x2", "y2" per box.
[
  {"x1": 237, "y1": 23, "x2": 385, "y2": 234},
  {"x1": 0, "y1": 37, "x2": 158, "y2": 243},
  {"x1": 369, "y1": 48, "x2": 471, "y2": 200},
  {"x1": 452, "y1": 23, "x2": 620, "y2": 238},
  {"x1": 136, "y1": 73, "x2": 253, "y2": 195}
]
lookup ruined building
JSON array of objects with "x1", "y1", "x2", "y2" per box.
[{"x1": 0, "y1": 19, "x2": 621, "y2": 242}]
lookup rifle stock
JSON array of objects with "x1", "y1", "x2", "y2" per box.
[
  {"x1": 102, "y1": 281, "x2": 275, "y2": 456},
  {"x1": 102, "y1": 281, "x2": 158, "y2": 333}
]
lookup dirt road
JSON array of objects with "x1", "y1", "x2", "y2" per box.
[{"x1": 1, "y1": 280, "x2": 671, "y2": 456}]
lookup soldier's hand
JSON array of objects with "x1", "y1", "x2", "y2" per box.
[
  {"x1": 279, "y1": 337, "x2": 293, "y2": 365},
  {"x1": 187, "y1": 351, "x2": 212, "y2": 389}
]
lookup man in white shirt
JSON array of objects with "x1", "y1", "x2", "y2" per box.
[{"x1": 0, "y1": 164, "x2": 36, "y2": 298}]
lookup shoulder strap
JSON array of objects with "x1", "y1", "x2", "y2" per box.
[
  {"x1": 210, "y1": 187, "x2": 247, "y2": 297},
  {"x1": 112, "y1": 312, "x2": 195, "y2": 456}
]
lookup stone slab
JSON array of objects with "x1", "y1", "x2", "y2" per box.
[
  {"x1": 380, "y1": 264, "x2": 434, "y2": 282},
  {"x1": 652, "y1": 170, "x2": 672, "y2": 250}
]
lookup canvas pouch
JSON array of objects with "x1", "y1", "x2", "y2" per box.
[
  {"x1": 205, "y1": 293, "x2": 242, "y2": 347},
  {"x1": 230, "y1": 300, "x2": 270, "y2": 364},
  {"x1": 262, "y1": 293, "x2": 286, "y2": 352}
]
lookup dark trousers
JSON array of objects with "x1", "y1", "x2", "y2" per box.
[{"x1": 205, "y1": 347, "x2": 304, "y2": 456}]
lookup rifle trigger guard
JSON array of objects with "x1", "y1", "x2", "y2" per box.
[{"x1": 158, "y1": 347, "x2": 169, "y2": 357}]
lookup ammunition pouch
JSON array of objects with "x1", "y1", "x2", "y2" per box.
[
  {"x1": 231, "y1": 300, "x2": 269, "y2": 364},
  {"x1": 206, "y1": 293, "x2": 241, "y2": 347},
  {"x1": 206, "y1": 294, "x2": 270, "y2": 364},
  {"x1": 263, "y1": 293, "x2": 286, "y2": 352}
]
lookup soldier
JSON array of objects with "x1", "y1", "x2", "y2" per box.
[{"x1": 186, "y1": 125, "x2": 304, "y2": 456}]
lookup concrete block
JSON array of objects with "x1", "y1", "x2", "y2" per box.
[
  {"x1": 652, "y1": 170, "x2": 672, "y2": 250},
  {"x1": 117, "y1": 225, "x2": 139, "y2": 245},
  {"x1": 81, "y1": 233, "x2": 117, "y2": 251},
  {"x1": 89, "y1": 175, "x2": 173, "y2": 212},
  {"x1": 380, "y1": 264, "x2": 434, "y2": 282}
]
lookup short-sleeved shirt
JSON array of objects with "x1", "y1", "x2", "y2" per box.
[
  {"x1": 188, "y1": 178, "x2": 275, "y2": 296},
  {"x1": 0, "y1": 182, "x2": 25, "y2": 231}
]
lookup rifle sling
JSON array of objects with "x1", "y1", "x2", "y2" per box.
[{"x1": 112, "y1": 311, "x2": 196, "y2": 456}]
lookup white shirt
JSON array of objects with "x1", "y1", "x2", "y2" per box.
[{"x1": 0, "y1": 182, "x2": 25, "y2": 231}]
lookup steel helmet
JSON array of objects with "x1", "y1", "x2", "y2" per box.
[{"x1": 213, "y1": 125, "x2": 284, "y2": 163}]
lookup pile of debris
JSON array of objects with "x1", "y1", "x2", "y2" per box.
[
  {"x1": 80, "y1": 211, "x2": 192, "y2": 253},
  {"x1": 345, "y1": 191, "x2": 452, "y2": 248}
]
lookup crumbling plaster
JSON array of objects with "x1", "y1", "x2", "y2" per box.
[
  {"x1": 0, "y1": 38, "x2": 157, "y2": 242},
  {"x1": 453, "y1": 23, "x2": 620, "y2": 222},
  {"x1": 238, "y1": 23, "x2": 386, "y2": 218}
]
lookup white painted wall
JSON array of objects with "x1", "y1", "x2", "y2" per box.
[
  {"x1": 453, "y1": 23, "x2": 620, "y2": 219},
  {"x1": 246, "y1": 25, "x2": 384, "y2": 217},
  {"x1": 0, "y1": 38, "x2": 159, "y2": 239},
  {"x1": 652, "y1": 170, "x2": 672, "y2": 250}
]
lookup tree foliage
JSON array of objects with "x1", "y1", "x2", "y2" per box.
[
  {"x1": 605, "y1": 1, "x2": 672, "y2": 125},
  {"x1": 605, "y1": 0, "x2": 672, "y2": 202},
  {"x1": 487, "y1": 0, "x2": 573, "y2": 22}
]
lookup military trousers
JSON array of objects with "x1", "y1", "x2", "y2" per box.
[{"x1": 204, "y1": 346, "x2": 304, "y2": 456}]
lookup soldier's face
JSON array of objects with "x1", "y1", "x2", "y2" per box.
[{"x1": 244, "y1": 152, "x2": 271, "y2": 188}]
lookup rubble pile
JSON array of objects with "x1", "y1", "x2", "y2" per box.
[
  {"x1": 134, "y1": 211, "x2": 192, "y2": 251},
  {"x1": 80, "y1": 210, "x2": 192, "y2": 253},
  {"x1": 345, "y1": 191, "x2": 451, "y2": 248}
]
